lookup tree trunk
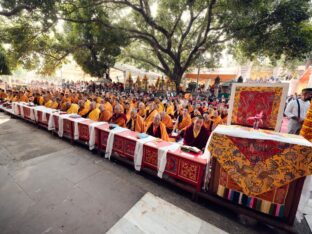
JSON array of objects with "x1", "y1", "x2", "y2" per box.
[{"x1": 170, "y1": 72, "x2": 183, "y2": 93}]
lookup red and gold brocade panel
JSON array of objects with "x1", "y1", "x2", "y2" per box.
[
  {"x1": 78, "y1": 124, "x2": 90, "y2": 141},
  {"x1": 113, "y1": 135, "x2": 124, "y2": 154},
  {"x1": 123, "y1": 139, "x2": 136, "y2": 158},
  {"x1": 37, "y1": 111, "x2": 43, "y2": 123},
  {"x1": 218, "y1": 166, "x2": 289, "y2": 204},
  {"x1": 95, "y1": 128, "x2": 99, "y2": 146},
  {"x1": 231, "y1": 86, "x2": 283, "y2": 130},
  {"x1": 63, "y1": 119, "x2": 72, "y2": 136},
  {"x1": 23, "y1": 107, "x2": 31, "y2": 119},
  {"x1": 143, "y1": 146, "x2": 158, "y2": 168},
  {"x1": 165, "y1": 154, "x2": 178, "y2": 176},
  {"x1": 178, "y1": 159, "x2": 200, "y2": 183},
  {"x1": 99, "y1": 130, "x2": 109, "y2": 149},
  {"x1": 209, "y1": 133, "x2": 312, "y2": 196},
  {"x1": 37, "y1": 112, "x2": 49, "y2": 125}
]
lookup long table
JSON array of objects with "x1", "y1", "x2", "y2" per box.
[{"x1": 5, "y1": 102, "x2": 208, "y2": 192}]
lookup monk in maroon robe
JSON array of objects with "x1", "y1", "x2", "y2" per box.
[{"x1": 183, "y1": 116, "x2": 210, "y2": 151}]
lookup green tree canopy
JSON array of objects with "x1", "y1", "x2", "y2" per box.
[
  {"x1": 63, "y1": 0, "x2": 129, "y2": 78},
  {"x1": 95, "y1": 0, "x2": 312, "y2": 87},
  {"x1": 0, "y1": 0, "x2": 311, "y2": 85}
]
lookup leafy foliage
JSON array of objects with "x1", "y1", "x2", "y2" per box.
[
  {"x1": 63, "y1": 0, "x2": 129, "y2": 78},
  {"x1": 0, "y1": 0, "x2": 311, "y2": 84},
  {"x1": 0, "y1": 46, "x2": 10, "y2": 74}
]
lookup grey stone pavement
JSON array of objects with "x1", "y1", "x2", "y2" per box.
[{"x1": 0, "y1": 112, "x2": 309, "y2": 234}]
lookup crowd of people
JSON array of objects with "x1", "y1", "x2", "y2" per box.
[{"x1": 0, "y1": 86, "x2": 229, "y2": 151}]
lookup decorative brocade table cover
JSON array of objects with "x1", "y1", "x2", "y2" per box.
[{"x1": 206, "y1": 125, "x2": 312, "y2": 197}]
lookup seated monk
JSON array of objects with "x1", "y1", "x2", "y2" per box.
[
  {"x1": 203, "y1": 113, "x2": 212, "y2": 130},
  {"x1": 19, "y1": 91, "x2": 29, "y2": 102},
  {"x1": 160, "y1": 111, "x2": 173, "y2": 134},
  {"x1": 0, "y1": 89, "x2": 7, "y2": 101},
  {"x1": 221, "y1": 108, "x2": 228, "y2": 124},
  {"x1": 88, "y1": 102, "x2": 101, "y2": 121},
  {"x1": 191, "y1": 109, "x2": 202, "y2": 122},
  {"x1": 44, "y1": 96, "x2": 53, "y2": 108},
  {"x1": 126, "y1": 109, "x2": 145, "y2": 133},
  {"x1": 155, "y1": 98, "x2": 164, "y2": 112},
  {"x1": 104, "y1": 99, "x2": 113, "y2": 113},
  {"x1": 138, "y1": 102, "x2": 146, "y2": 118},
  {"x1": 176, "y1": 109, "x2": 192, "y2": 132},
  {"x1": 110, "y1": 104, "x2": 127, "y2": 127},
  {"x1": 51, "y1": 97, "x2": 59, "y2": 109},
  {"x1": 183, "y1": 116, "x2": 210, "y2": 151},
  {"x1": 146, "y1": 113, "x2": 169, "y2": 141},
  {"x1": 166, "y1": 101, "x2": 175, "y2": 118},
  {"x1": 123, "y1": 102, "x2": 132, "y2": 123},
  {"x1": 99, "y1": 104, "x2": 112, "y2": 122},
  {"x1": 11, "y1": 92, "x2": 18, "y2": 102},
  {"x1": 211, "y1": 111, "x2": 223, "y2": 131},
  {"x1": 145, "y1": 103, "x2": 159, "y2": 126},
  {"x1": 78, "y1": 100, "x2": 90, "y2": 117},
  {"x1": 66, "y1": 102, "x2": 79, "y2": 114}
]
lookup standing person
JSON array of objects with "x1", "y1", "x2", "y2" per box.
[{"x1": 285, "y1": 88, "x2": 312, "y2": 134}]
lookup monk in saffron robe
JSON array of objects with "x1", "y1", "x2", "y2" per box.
[
  {"x1": 126, "y1": 109, "x2": 145, "y2": 133},
  {"x1": 99, "y1": 104, "x2": 112, "y2": 122},
  {"x1": 67, "y1": 102, "x2": 79, "y2": 114},
  {"x1": 160, "y1": 111, "x2": 173, "y2": 133},
  {"x1": 88, "y1": 102, "x2": 101, "y2": 121},
  {"x1": 211, "y1": 111, "x2": 223, "y2": 131},
  {"x1": 221, "y1": 109, "x2": 228, "y2": 124},
  {"x1": 19, "y1": 92, "x2": 29, "y2": 102},
  {"x1": 78, "y1": 100, "x2": 90, "y2": 117},
  {"x1": 104, "y1": 99, "x2": 113, "y2": 113},
  {"x1": 176, "y1": 109, "x2": 192, "y2": 131},
  {"x1": 145, "y1": 103, "x2": 159, "y2": 126},
  {"x1": 183, "y1": 117, "x2": 210, "y2": 151},
  {"x1": 0, "y1": 89, "x2": 7, "y2": 101},
  {"x1": 155, "y1": 99, "x2": 164, "y2": 112},
  {"x1": 123, "y1": 102, "x2": 132, "y2": 123},
  {"x1": 138, "y1": 102, "x2": 146, "y2": 118},
  {"x1": 51, "y1": 97, "x2": 59, "y2": 109},
  {"x1": 203, "y1": 113, "x2": 212, "y2": 130},
  {"x1": 110, "y1": 104, "x2": 127, "y2": 127},
  {"x1": 166, "y1": 101, "x2": 175, "y2": 118},
  {"x1": 146, "y1": 113, "x2": 169, "y2": 141},
  {"x1": 44, "y1": 96, "x2": 53, "y2": 108}
]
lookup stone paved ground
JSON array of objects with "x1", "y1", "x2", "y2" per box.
[{"x1": 0, "y1": 112, "x2": 309, "y2": 233}]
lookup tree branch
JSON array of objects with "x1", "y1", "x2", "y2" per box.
[
  {"x1": 127, "y1": 54, "x2": 166, "y2": 74},
  {"x1": 182, "y1": 0, "x2": 217, "y2": 73},
  {"x1": 0, "y1": 4, "x2": 36, "y2": 17}
]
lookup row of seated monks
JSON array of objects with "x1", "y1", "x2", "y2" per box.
[{"x1": 0, "y1": 88, "x2": 228, "y2": 151}]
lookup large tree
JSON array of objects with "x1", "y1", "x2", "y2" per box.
[
  {"x1": 1, "y1": 0, "x2": 312, "y2": 84},
  {"x1": 63, "y1": 0, "x2": 129, "y2": 78},
  {"x1": 0, "y1": 0, "x2": 128, "y2": 77},
  {"x1": 0, "y1": 0, "x2": 58, "y2": 74},
  {"x1": 85, "y1": 0, "x2": 311, "y2": 87}
]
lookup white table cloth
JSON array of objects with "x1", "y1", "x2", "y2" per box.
[
  {"x1": 134, "y1": 136, "x2": 156, "y2": 171},
  {"x1": 157, "y1": 143, "x2": 180, "y2": 178},
  {"x1": 105, "y1": 127, "x2": 128, "y2": 160},
  {"x1": 89, "y1": 122, "x2": 107, "y2": 150}
]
